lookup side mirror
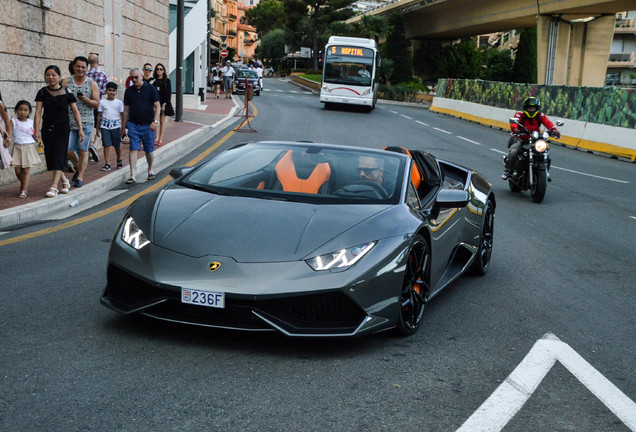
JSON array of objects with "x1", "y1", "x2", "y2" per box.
[
  {"x1": 555, "y1": 120, "x2": 565, "y2": 127},
  {"x1": 509, "y1": 117, "x2": 519, "y2": 125},
  {"x1": 169, "y1": 166, "x2": 194, "y2": 179},
  {"x1": 434, "y1": 189, "x2": 469, "y2": 209}
]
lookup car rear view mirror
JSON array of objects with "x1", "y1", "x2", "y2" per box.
[
  {"x1": 434, "y1": 189, "x2": 469, "y2": 209},
  {"x1": 170, "y1": 166, "x2": 194, "y2": 179}
]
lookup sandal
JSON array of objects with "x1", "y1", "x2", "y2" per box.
[
  {"x1": 117, "y1": 160, "x2": 123, "y2": 168},
  {"x1": 60, "y1": 178, "x2": 70, "y2": 194},
  {"x1": 45, "y1": 187, "x2": 58, "y2": 198},
  {"x1": 19, "y1": 191, "x2": 27, "y2": 199},
  {"x1": 147, "y1": 173, "x2": 156, "y2": 181},
  {"x1": 101, "y1": 164, "x2": 111, "y2": 171},
  {"x1": 126, "y1": 178, "x2": 136, "y2": 185}
]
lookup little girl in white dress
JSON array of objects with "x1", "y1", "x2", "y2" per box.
[{"x1": 11, "y1": 100, "x2": 41, "y2": 198}]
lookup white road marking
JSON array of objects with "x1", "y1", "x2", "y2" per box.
[
  {"x1": 401, "y1": 114, "x2": 413, "y2": 120},
  {"x1": 550, "y1": 166, "x2": 629, "y2": 184},
  {"x1": 630, "y1": 216, "x2": 636, "y2": 221},
  {"x1": 457, "y1": 333, "x2": 636, "y2": 432},
  {"x1": 416, "y1": 121, "x2": 429, "y2": 127},
  {"x1": 457, "y1": 136, "x2": 482, "y2": 146},
  {"x1": 434, "y1": 127, "x2": 452, "y2": 135},
  {"x1": 389, "y1": 110, "x2": 398, "y2": 114},
  {"x1": 290, "y1": 90, "x2": 298, "y2": 93},
  {"x1": 491, "y1": 148, "x2": 507, "y2": 155}
]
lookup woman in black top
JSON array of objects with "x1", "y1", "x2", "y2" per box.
[
  {"x1": 33, "y1": 65, "x2": 83, "y2": 198},
  {"x1": 152, "y1": 63, "x2": 174, "y2": 146}
]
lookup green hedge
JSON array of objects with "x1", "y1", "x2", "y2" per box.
[{"x1": 435, "y1": 78, "x2": 636, "y2": 129}]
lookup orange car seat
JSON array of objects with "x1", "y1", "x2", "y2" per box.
[
  {"x1": 383, "y1": 146, "x2": 422, "y2": 189},
  {"x1": 275, "y1": 150, "x2": 332, "y2": 194}
]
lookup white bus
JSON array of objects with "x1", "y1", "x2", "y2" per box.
[{"x1": 320, "y1": 36, "x2": 380, "y2": 110}]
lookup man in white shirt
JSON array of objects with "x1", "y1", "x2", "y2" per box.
[
  {"x1": 222, "y1": 61, "x2": 236, "y2": 99},
  {"x1": 255, "y1": 62, "x2": 264, "y2": 90}
]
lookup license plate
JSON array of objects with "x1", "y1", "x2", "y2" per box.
[{"x1": 181, "y1": 288, "x2": 225, "y2": 308}]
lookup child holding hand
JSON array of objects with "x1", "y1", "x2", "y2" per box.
[{"x1": 11, "y1": 100, "x2": 41, "y2": 198}]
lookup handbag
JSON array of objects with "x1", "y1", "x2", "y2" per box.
[{"x1": 0, "y1": 142, "x2": 12, "y2": 169}]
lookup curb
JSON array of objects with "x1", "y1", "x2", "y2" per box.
[{"x1": 0, "y1": 102, "x2": 240, "y2": 230}]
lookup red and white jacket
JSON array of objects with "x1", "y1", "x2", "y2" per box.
[{"x1": 511, "y1": 111, "x2": 557, "y2": 141}]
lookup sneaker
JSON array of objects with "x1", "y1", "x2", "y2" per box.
[
  {"x1": 501, "y1": 171, "x2": 510, "y2": 180},
  {"x1": 89, "y1": 146, "x2": 99, "y2": 162}
]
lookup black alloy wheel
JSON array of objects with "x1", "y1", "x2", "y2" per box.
[
  {"x1": 396, "y1": 235, "x2": 430, "y2": 336},
  {"x1": 469, "y1": 199, "x2": 494, "y2": 275}
]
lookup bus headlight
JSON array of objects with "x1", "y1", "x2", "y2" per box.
[{"x1": 322, "y1": 84, "x2": 331, "y2": 92}]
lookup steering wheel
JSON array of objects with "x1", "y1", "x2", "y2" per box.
[{"x1": 354, "y1": 180, "x2": 389, "y2": 199}]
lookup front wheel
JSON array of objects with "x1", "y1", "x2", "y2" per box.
[
  {"x1": 396, "y1": 236, "x2": 430, "y2": 336},
  {"x1": 531, "y1": 168, "x2": 547, "y2": 203}
]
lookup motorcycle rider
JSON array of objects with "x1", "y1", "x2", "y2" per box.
[{"x1": 501, "y1": 97, "x2": 560, "y2": 180}]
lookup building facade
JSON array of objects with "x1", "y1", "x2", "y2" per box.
[
  {"x1": 0, "y1": 0, "x2": 169, "y2": 108},
  {"x1": 606, "y1": 10, "x2": 636, "y2": 86}
]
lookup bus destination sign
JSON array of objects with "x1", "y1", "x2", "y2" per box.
[{"x1": 330, "y1": 46, "x2": 369, "y2": 57}]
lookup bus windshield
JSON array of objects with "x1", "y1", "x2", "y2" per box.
[{"x1": 323, "y1": 46, "x2": 374, "y2": 86}]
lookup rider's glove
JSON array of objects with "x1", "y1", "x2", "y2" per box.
[{"x1": 550, "y1": 128, "x2": 561, "y2": 139}]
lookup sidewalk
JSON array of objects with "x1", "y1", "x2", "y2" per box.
[{"x1": 0, "y1": 91, "x2": 239, "y2": 229}]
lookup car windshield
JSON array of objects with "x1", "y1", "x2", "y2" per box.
[
  {"x1": 236, "y1": 69, "x2": 258, "y2": 78},
  {"x1": 181, "y1": 142, "x2": 406, "y2": 204}
]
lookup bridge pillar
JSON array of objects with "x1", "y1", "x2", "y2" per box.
[{"x1": 537, "y1": 15, "x2": 615, "y2": 87}]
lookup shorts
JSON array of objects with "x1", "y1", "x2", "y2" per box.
[
  {"x1": 127, "y1": 122, "x2": 155, "y2": 153},
  {"x1": 101, "y1": 127, "x2": 122, "y2": 149},
  {"x1": 224, "y1": 77, "x2": 234, "y2": 89},
  {"x1": 68, "y1": 124, "x2": 94, "y2": 152}
]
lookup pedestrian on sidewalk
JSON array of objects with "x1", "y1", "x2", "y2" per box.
[
  {"x1": 86, "y1": 52, "x2": 109, "y2": 160},
  {"x1": 0, "y1": 90, "x2": 10, "y2": 144},
  {"x1": 62, "y1": 56, "x2": 100, "y2": 188},
  {"x1": 142, "y1": 63, "x2": 154, "y2": 85},
  {"x1": 96, "y1": 82, "x2": 124, "y2": 172},
  {"x1": 222, "y1": 61, "x2": 235, "y2": 99},
  {"x1": 211, "y1": 63, "x2": 222, "y2": 98},
  {"x1": 34, "y1": 65, "x2": 83, "y2": 198},
  {"x1": 9, "y1": 101, "x2": 41, "y2": 198},
  {"x1": 151, "y1": 63, "x2": 174, "y2": 146},
  {"x1": 121, "y1": 68, "x2": 160, "y2": 185}
]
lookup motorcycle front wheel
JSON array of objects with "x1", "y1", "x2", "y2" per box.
[{"x1": 531, "y1": 168, "x2": 547, "y2": 203}]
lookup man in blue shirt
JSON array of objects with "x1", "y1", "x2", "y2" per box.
[{"x1": 122, "y1": 68, "x2": 160, "y2": 184}]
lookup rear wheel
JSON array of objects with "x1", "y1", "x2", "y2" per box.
[
  {"x1": 396, "y1": 236, "x2": 430, "y2": 336},
  {"x1": 469, "y1": 199, "x2": 494, "y2": 275}
]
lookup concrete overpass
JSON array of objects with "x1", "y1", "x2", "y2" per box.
[{"x1": 348, "y1": 0, "x2": 636, "y2": 86}]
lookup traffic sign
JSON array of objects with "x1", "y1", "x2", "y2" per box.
[{"x1": 220, "y1": 49, "x2": 228, "y2": 58}]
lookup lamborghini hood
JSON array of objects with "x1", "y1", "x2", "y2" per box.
[{"x1": 150, "y1": 188, "x2": 389, "y2": 262}]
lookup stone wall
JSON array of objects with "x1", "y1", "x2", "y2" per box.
[{"x1": 0, "y1": 0, "x2": 170, "y2": 185}]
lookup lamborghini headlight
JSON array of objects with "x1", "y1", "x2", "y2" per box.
[
  {"x1": 121, "y1": 216, "x2": 150, "y2": 250},
  {"x1": 306, "y1": 242, "x2": 376, "y2": 271},
  {"x1": 534, "y1": 140, "x2": 548, "y2": 152}
]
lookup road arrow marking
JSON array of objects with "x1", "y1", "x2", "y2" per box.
[{"x1": 457, "y1": 333, "x2": 636, "y2": 431}]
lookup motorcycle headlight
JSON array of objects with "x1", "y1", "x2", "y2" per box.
[
  {"x1": 121, "y1": 216, "x2": 150, "y2": 250},
  {"x1": 306, "y1": 242, "x2": 375, "y2": 271},
  {"x1": 534, "y1": 140, "x2": 548, "y2": 152}
]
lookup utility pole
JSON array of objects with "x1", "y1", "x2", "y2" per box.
[{"x1": 175, "y1": 0, "x2": 184, "y2": 122}]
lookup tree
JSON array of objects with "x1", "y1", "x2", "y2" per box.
[
  {"x1": 255, "y1": 28, "x2": 289, "y2": 61},
  {"x1": 438, "y1": 39, "x2": 481, "y2": 79},
  {"x1": 481, "y1": 46, "x2": 514, "y2": 82},
  {"x1": 357, "y1": 15, "x2": 385, "y2": 43},
  {"x1": 512, "y1": 27, "x2": 537, "y2": 83},
  {"x1": 385, "y1": 13, "x2": 413, "y2": 84},
  {"x1": 245, "y1": 0, "x2": 287, "y2": 39}
]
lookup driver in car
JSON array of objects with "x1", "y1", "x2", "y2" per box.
[{"x1": 357, "y1": 155, "x2": 384, "y2": 187}]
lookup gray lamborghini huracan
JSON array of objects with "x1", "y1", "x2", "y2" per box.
[{"x1": 101, "y1": 141, "x2": 495, "y2": 337}]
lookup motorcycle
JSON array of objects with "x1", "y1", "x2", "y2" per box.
[{"x1": 503, "y1": 118, "x2": 564, "y2": 203}]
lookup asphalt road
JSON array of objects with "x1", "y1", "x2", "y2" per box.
[{"x1": 1, "y1": 78, "x2": 635, "y2": 432}]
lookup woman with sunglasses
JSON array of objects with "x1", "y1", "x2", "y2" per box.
[{"x1": 152, "y1": 63, "x2": 174, "y2": 146}]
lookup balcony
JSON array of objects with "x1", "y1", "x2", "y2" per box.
[
  {"x1": 229, "y1": 14, "x2": 237, "y2": 21},
  {"x1": 607, "y1": 52, "x2": 635, "y2": 68},
  {"x1": 228, "y1": 30, "x2": 237, "y2": 37},
  {"x1": 615, "y1": 19, "x2": 636, "y2": 34}
]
